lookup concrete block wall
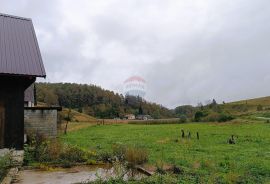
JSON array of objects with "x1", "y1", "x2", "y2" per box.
[{"x1": 24, "y1": 109, "x2": 58, "y2": 138}]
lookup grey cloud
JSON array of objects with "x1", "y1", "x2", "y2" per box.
[{"x1": 1, "y1": 0, "x2": 270, "y2": 108}]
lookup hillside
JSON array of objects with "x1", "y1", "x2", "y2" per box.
[
  {"x1": 174, "y1": 96, "x2": 270, "y2": 122},
  {"x1": 227, "y1": 96, "x2": 270, "y2": 106},
  {"x1": 221, "y1": 96, "x2": 270, "y2": 116},
  {"x1": 36, "y1": 83, "x2": 175, "y2": 119},
  {"x1": 60, "y1": 108, "x2": 97, "y2": 122}
]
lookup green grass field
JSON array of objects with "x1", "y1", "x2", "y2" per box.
[{"x1": 61, "y1": 120, "x2": 270, "y2": 183}]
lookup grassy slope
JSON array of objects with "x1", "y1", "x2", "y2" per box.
[
  {"x1": 61, "y1": 121, "x2": 270, "y2": 183},
  {"x1": 60, "y1": 108, "x2": 96, "y2": 122},
  {"x1": 58, "y1": 109, "x2": 97, "y2": 134},
  {"x1": 219, "y1": 96, "x2": 270, "y2": 117},
  {"x1": 37, "y1": 102, "x2": 97, "y2": 122},
  {"x1": 229, "y1": 96, "x2": 270, "y2": 106}
]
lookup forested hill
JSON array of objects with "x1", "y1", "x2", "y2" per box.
[{"x1": 36, "y1": 83, "x2": 175, "y2": 119}]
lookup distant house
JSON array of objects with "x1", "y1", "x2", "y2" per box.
[
  {"x1": 136, "y1": 115, "x2": 153, "y2": 120},
  {"x1": 0, "y1": 13, "x2": 46, "y2": 149},
  {"x1": 124, "y1": 114, "x2": 136, "y2": 120}
]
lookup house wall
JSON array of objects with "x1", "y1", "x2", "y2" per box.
[
  {"x1": 24, "y1": 109, "x2": 58, "y2": 138},
  {"x1": 0, "y1": 76, "x2": 35, "y2": 149}
]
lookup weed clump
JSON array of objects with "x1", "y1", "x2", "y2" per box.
[
  {"x1": 0, "y1": 154, "x2": 12, "y2": 182},
  {"x1": 124, "y1": 146, "x2": 148, "y2": 166},
  {"x1": 24, "y1": 133, "x2": 95, "y2": 166}
]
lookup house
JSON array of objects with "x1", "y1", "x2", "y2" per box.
[
  {"x1": 0, "y1": 13, "x2": 46, "y2": 149},
  {"x1": 124, "y1": 114, "x2": 136, "y2": 120}
]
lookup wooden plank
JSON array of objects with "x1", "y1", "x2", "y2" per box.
[{"x1": 135, "y1": 166, "x2": 154, "y2": 176}]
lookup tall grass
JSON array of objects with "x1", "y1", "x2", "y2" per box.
[
  {"x1": 0, "y1": 154, "x2": 11, "y2": 182},
  {"x1": 124, "y1": 146, "x2": 148, "y2": 166},
  {"x1": 24, "y1": 133, "x2": 96, "y2": 166}
]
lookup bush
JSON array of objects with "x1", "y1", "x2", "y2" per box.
[
  {"x1": 59, "y1": 145, "x2": 88, "y2": 163},
  {"x1": 203, "y1": 112, "x2": 220, "y2": 122},
  {"x1": 179, "y1": 115, "x2": 187, "y2": 123},
  {"x1": 257, "y1": 105, "x2": 263, "y2": 111},
  {"x1": 34, "y1": 140, "x2": 63, "y2": 162},
  {"x1": 112, "y1": 144, "x2": 126, "y2": 161},
  {"x1": 218, "y1": 113, "x2": 234, "y2": 122},
  {"x1": 97, "y1": 151, "x2": 112, "y2": 162},
  {"x1": 24, "y1": 134, "x2": 95, "y2": 166},
  {"x1": 194, "y1": 111, "x2": 206, "y2": 122},
  {"x1": 0, "y1": 155, "x2": 11, "y2": 182},
  {"x1": 194, "y1": 111, "x2": 234, "y2": 123}
]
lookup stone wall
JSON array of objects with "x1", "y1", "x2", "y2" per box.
[{"x1": 24, "y1": 109, "x2": 58, "y2": 138}]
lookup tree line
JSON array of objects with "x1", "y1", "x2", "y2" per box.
[
  {"x1": 36, "y1": 83, "x2": 175, "y2": 119},
  {"x1": 175, "y1": 99, "x2": 234, "y2": 122}
]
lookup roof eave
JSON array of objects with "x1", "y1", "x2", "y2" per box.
[{"x1": 0, "y1": 73, "x2": 46, "y2": 78}]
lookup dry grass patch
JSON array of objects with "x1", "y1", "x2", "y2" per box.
[{"x1": 124, "y1": 146, "x2": 148, "y2": 166}]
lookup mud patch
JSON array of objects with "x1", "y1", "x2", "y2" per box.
[{"x1": 15, "y1": 165, "x2": 145, "y2": 184}]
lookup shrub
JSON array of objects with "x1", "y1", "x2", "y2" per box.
[
  {"x1": 24, "y1": 144, "x2": 35, "y2": 165},
  {"x1": 218, "y1": 113, "x2": 234, "y2": 122},
  {"x1": 36, "y1": 140, "x2": 63, "y2": 162},
  {"x1": 203, "y1": 112, "x2": 220, "y2": 122},
  {"x1": 198, "y1": 112, "x2": 234, "y2": 122},
  {"x1": 231, "y1": 104, "x2": 248, "y2": 112},
  {"x1": 179, "y1": 115, "x2": 187, "y2": 123},
  {"x1": 60, "y1": 145, "x2": 88, "y2": 163},
  {"x1": 112, "y1": 144, "x2": 126, "y2": 161},
  {"x1": 194, "y1": 111, "x2": 205, "y2": 122},
  {"x1": 0, "y1": 155, "x2": 11, "y2": 182},
  {"x1": 257, "y1": 105, "x2": 263, "y2": 111},
  {"x1": 24, "y1": 132, "x2": 48, "y2": 163},
  {"x1": 98, "y1": 151, "x2": 113, "y2": 162},
  {"x1": 24, "y1": 134, "x2": 95, "y2": 166}
]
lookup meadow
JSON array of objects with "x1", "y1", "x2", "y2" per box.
[{"x1": 61, "y1": 120, "x2": 270, "y2": 183}]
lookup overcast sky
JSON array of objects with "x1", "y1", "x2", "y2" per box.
[{"x1": 1, "y1": 0, "x2": 270, "y2": 108}]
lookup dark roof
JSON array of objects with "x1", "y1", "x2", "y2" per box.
[
  {"x1": 24, "y1": 84, "x2": 34, "y2": 103},
  {"x1": 0, "y1": 13, "x2": 46, "y2": 77}
]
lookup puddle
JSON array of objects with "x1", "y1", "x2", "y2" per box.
[{"x1": 15, "y1": 165, "x2": 146, "y2": 184}]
